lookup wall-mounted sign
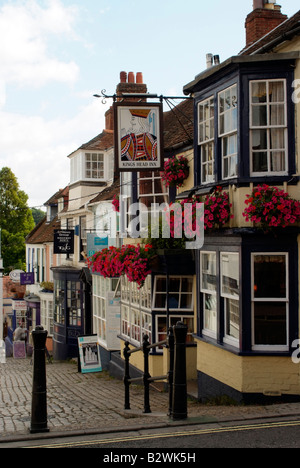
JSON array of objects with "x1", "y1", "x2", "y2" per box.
[
  {"x1": 20, "y1": 272, "x2": 35, "y2": 285},
  {"x1": 54, "y1": 230, "x2": 74, "y2": 254},
  {"x1": 87, "y1": 234, "x2": 108, "y2": 257},
  {"x1": 9, "y1": 270, "x2": 25, "y2": 283},
  {"x1": 114, "y1": 102, "x2": 163, "y2": 172},
  {"x1": 78, "y1": 335, "x2": 102, "y2": 374}
]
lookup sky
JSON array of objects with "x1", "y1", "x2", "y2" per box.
[{"x1": 0, "y1": 0, "x2": 299, "y2": 209}]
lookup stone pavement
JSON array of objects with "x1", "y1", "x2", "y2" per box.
[{"x1": 1, "y1": 357, "x2": 300, "y2": 443}]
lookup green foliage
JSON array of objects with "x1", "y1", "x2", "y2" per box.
[
  {"x1": 0, "y1": 167, "x2": 35, "y2": 272},
  {"x1": 31, "y1": 207, "x2": 46, "y2": 225}
]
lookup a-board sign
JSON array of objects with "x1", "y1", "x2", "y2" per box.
[{"x1": 78, "y1": 335, "x2": 102, "y2": 374}]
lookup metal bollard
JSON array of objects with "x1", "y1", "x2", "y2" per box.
[
  {"x1": 142, "y1": 335, "x2": 151, "y2": 414},
  {"x1": 30, "y1": 326, "x2": 49, "y2": 434},
  {"x1": 123, "y1": 341, "x2": 131, "y2": 410},
  {"x1": 172, "y1": 321, "x2": 188, "y2": 420},
  {"x1": 167, "y1": 327, "x2": 174, "y2": 417}
]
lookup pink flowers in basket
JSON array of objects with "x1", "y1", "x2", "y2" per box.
[
  {"x1": 243, "y1": 184, "x2": 300, "y2": 230},
  {"x1": 87, "y1": 244, "x2": 155, "y2": 288},
  {"x1": 161, "y1": 155, "x2": 189, "y2": 187},
  {"x1": 167, "y1": 186, "x2": 233, "y2": 236},
  {"x1": 112, "y1": 194, "x2": 120, "y2": 212}
]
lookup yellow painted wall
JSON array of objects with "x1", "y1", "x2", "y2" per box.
[
  {"x1": 197, "y1": 339, "x2": 300, "y2": 396},
  {"x1": 120, "y1": 341, "x2": 164, "y2": 378}
]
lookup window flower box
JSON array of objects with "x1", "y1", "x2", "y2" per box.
[{"x1": 243, "y1": 184, "x2": 300, "y2": 232}]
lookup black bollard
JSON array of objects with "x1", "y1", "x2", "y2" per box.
[
  {"x1": 142, "y1": 335, "x2": 151, "y2": 414},
  {"x1": 123, "y1": 341, "x2": 131, "y2": 410},
  {"x1": 167, "y1": 327, "x2": 174, "y2": 417},
  {"x1": 172, "y1": 321, "x2": 188, "y2": 420},
  {"x1": 30, "y1": 326, "x2": 49, "y2": 434}
]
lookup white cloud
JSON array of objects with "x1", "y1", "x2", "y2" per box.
[
  {"x1": 0, "y1": 0, "x2": 80, "y2": 92},
  {"x1": 0, "y1": 97, "x2": 110, "y2": 207}
]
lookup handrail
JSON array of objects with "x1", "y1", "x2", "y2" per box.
[{"x1": 123, "y1": 322, "x2": 188, "y2": 420}]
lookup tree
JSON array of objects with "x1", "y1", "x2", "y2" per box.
[
  {"x1": 0, "y1": 167, "x2": 35, "y2": 273},
  {"x1": 31, "y1": 207, "x2": 46, "y2": 225}
]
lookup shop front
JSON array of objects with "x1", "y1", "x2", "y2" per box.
[{"x1": 52, "y1": 266, "x2": 84, "y2": 360}]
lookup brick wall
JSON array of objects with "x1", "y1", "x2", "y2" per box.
[{"x1": 245, "y1": 8, "x2": 287, "y2": 47}]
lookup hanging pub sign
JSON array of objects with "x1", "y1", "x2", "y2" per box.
[
  {"x1": 114, "y1": 102, "x2": 163, "y2": 172},
  {"x1": 54, "y1": 229, "x2": 74, "y2": 255}
]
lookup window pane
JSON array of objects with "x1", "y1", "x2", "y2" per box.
[
  {"x1": 269, "y1": 81, "x2": 284, "y2": 102},
  {"x1": 253, "y1": 255, "x2": 286, "y2": 298},
  {"x1": 225, "y1": 298, "x2": 239, "y2": 340},
  {"x1": 252, "y1": 129, "x2": 267, "y2": 150},
  {"x1": 270, "y1": 104, "x2": 285, "y2": 126},
  {"x1": 253, "y1": 152, "x2": 268, "y2": 172},
  {"x1": 221, "y1": 253, "x2": 239, "y2": 298},
  {"x1": 251, "y1": 82, "x2": 267, "y2": 103},
  {"x1": 201, "y1": 252, "x2": 216, "y2": 291},
  {"x1": 203, "y1": 293, "x2": 217, "y2": 333},
  {"x1": 271, "y1": 152, "x2": 286, "y2": 172},
  {"x1": 252, "y1": 105, "x2": 267, "y2": 126},
  {"x1": 254, "y1": 302, "x2": 287, "y2": 345}
]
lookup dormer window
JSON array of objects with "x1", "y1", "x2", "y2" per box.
[
  {"x1": 250, "y1": 79, "x2": 287, "y2": 175},
  {"x1": 70, "y1": 151, "x2": 112, "y2": 184},
  {"x1": 85, "y1": 153, "x2": 104, "y2": 179}
]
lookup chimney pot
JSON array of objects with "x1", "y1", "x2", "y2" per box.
[
  {"x1": 120, "y1": 71, "x2": 127, "y2": 83},
  {"x1": 136, "y1": 72, "x2": 143, "y2": 84},
  {"x1": 128, "y1": 72, "x2": 135, "y2": 83},
  {"x1": 253, "y1": 0, "x2": 264, "y2": 9}
]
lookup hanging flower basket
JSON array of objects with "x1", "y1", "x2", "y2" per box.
[
  {"x1": 161, "y1": 155, "x2": 189, "y2": 187},
  {"x1": 112, "y1": 194, "x2": 120, "y2": 212},
  {"x1": 165, "y1": 186, "x2": 233, "y2": 236},
  {"x1": 243, "y1": 184, "x2": 300, "y2": 231},
  {"x1": 87, "y1": 244, "x2": 155, "y2": 288}
]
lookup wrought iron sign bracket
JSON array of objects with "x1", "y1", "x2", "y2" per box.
[{"x1": 93, "y1": 90, "x2": 192, "y2": 105}]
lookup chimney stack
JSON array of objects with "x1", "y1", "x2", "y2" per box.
[
  {"x1": 116, "y1": 71, "x2": 147, "y2": 101},
  {"x1": 245, "y1": 1, "x2": 287, "y2": 48}
]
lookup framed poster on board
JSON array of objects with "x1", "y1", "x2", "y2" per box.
[
  {"x1": 114, "y1": 102, "x2": 163, "y2": 172},
  {"x1": 78, "y1": 335, "x2": 102, "y2": 374}
]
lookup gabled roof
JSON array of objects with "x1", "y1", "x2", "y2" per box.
[
  {"x1": 68, "y1": 130, "x2": 114, "y2": 158},
  {"x1": 240, "y1": 9, "x2": 300, "y2": 56},
  {"x1": 44, "y1": 186, "x2": 69, "y2": 206},
  {"x1": 26, "y1": 215, "x2": 60, "y2": 245},
  {"x1": 163, "y1": 98, "x2": 194, "y2": 152},
  {"x1": 88, "y1": 178, "x2": 120, "y2": 205}
]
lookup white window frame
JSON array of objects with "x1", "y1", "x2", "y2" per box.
[
  {"x1": 220, "y1": 252, "x2": 240, "y2": 348},
  {"x1": 251, "y1": 252, "x2": 289, "y2": 352},
  {"x1": 200, "y1": 251, "x2": 217, "y2": 339},
  {"x1": 156, "y1": 315, "x2": 194, "y2": 348},
  {"x1": 250, "y1": 79, "x2": 288, "y2": 176},
  {"x1": 218, "y1": 84, "x2": 238, "y2": 180},
  {"x1": 198, "y1": 96, "x2": 215, "y2": 184},
  {"x1": 120, "y1": 275, "x2": 152, "y2": 346},
  {"x1": 85, "y1": 152, "x2": 104, "y2": 180},
  {"x1": 152, "y1": 275, "x2": 194, "y2": 312}
]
